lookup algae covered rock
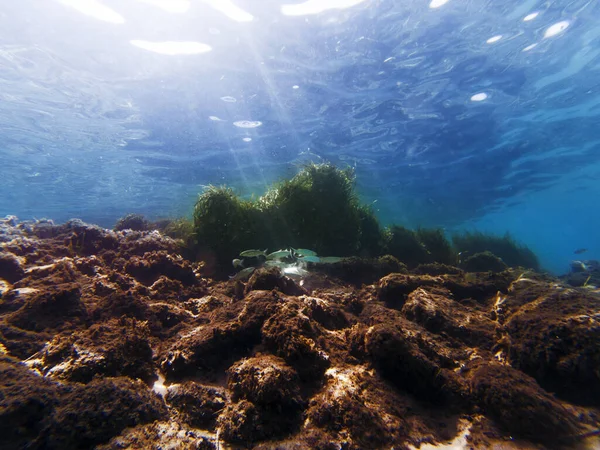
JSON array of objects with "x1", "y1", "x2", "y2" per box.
[{"x1": 461, "y1": 251, "x2": 508, "y2": 273}]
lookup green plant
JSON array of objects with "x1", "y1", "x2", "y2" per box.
[
  {"x1": 193, "y1": 186, "x2": 268, "y2": 267},
  {"x1": 384, "y1": 225, "x2": 431, "y2": 268},
  {"x1": 191, "y1": 164, "x2": 384, "y2": 269},
  {"x1": 416, "y1": 227, "x2": 457, "y2": 266},
  {"x1": 452, "y1": 231, "x2": 539, "y2": 270}
]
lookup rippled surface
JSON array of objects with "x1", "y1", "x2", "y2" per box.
[{"x1": 0, "y1": 0, "x2": 599, "y2": 272}]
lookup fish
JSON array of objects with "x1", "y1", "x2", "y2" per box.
[
  {"x1": 230, "y1": 266, "x2": 255, "y2": 281},
  {"x1": 293, "y1": 248, "x2": 318, "y2": 257},
  {"x1": 232, "y1": 258, "x2": 244, "y2": 268},
  {"x1": 298, "y1": 255, "x2": 320, "y2": 263},
  {"x1": 574, "y1": 248, "x2": 588, "y2": 255},
  {"x1": 267, "y1": 249, "x2": 294, "y2": 260},
  {"x1": 282, "y1": 265, "x2": 309, "y2": 279},
  {"x1": 319, "y1": 256, "x2": 344, "y2": 264},
  {"x1": 239, "y1": 249, "x2": 267, "y2": 257}
]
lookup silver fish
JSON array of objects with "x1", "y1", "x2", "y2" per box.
[
  {"x1": 230, "y1": 266, "x2": 255, "y2": 281},
  {"x1": 319, "y1": 256, "x2": 344, "y2": 264},
  {"x1": 239, "y1": 249, "x2": 267, "y2": 257},
  {"x1": 298, "y1": 255, "x2": 320, "y2": 263},
  {"x1": 267, "y1": 249, "x2": 293, "y2": 260},
  {"x1": 293, "y1": 248, "x2": 317, "y2": 257}
]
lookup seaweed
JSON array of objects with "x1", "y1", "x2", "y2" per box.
[
  {"x1": 193, "y1": 186, "x2": 268, "y2": 267},
  {"x1": 452, "y1": 231, "x2": 539, "y2": 270},
  {"x1": 383, "y1": 225, "x2": 430, "y2": 268},
  {"x1": 416, "y1": 227, "x2": 457, "y2": 266},
  {"x1": 192, "y1": 164, "x2": 382, "y2": 269}
]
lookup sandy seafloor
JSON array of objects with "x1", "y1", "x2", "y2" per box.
[{"x1": 1, "y1": 216, "x2": 599, "y2": 450}]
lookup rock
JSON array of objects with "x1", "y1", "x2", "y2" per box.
[
  {"x1": 501, "y1": 284, "x2": 600, "y2": 405},
  {"x1": 460, "y1": 251, "x2": 508, "y2": 273},
  {"x1": 305, "y1": 366, "x2": 402, "y2": 449},
  {"x1": 245, "y1": 267, "x2": 307, "y2": 296},
  {"x1": 125, "y1": 251, "x2": 196, "y2": 285},
  {"x1": 227, "y1": 355, "x2": 302, "y2": 407},
  {"x1": 6, "y1": 283, "x2": 87, "y2": 332},
  {"x1": 262, "y1": 301, "x2": 330, "y2": 382},
  {"x1": 29, "y1": 318, "x2": 155, "y2": 384},
  {"x1": 0, "y1": 252, "x2": 25, "y2": 283},
  {"x1": 309, "y1": 255, "x2": 407, "y2": 286},
  {"x1": 401, "y1": 288, "x2": 495, "y2": 348},
  {"x1": 364, "y1": 322, "x2": 462, "y2": 404},
  {"x1": 466, "y1": 362, "x2": 580, "y2": 443},
  {"x1": 41, "y1": 377, "x2": 167, "y2": 448},
  {"x1": 166, "y1": 382, "x2": 226, "y2": 428},
  {"x1": 114, "y1": 214, "x2": 149, "y2": 232},
  {"x1": 377, "y1": 273, "x2": 439, "y2": 309}
]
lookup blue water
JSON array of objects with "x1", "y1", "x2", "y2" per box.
[{"x1": 1, "y1": 0, "x2": 599, "y2": 274}]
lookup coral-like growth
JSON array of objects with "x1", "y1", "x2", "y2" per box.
[{"x1": 453, "y1": 231, "x2": 539, "y2": 270}]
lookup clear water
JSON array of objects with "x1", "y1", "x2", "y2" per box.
[{"x1": 1, "y1": 0, "x2": 599, "y2": 274}]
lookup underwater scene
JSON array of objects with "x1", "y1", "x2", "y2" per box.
[{"x1": 1, "y1": 0, "x2": 600, "y2": 449}]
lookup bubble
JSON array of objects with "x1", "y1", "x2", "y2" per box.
[
  {"x1": 242, "y1": 137, "x2": 252, "y2": 142},
  {"x1": 429, "y1": 0, "x2": 449, "y2": 8},
  {"x1": 233, "y1": 120, "x2": 262, "y2": 128},
  {"x1": 544, "y1": 21, "x2": 570, "y2": 39},
  {"x1": 209, "y1": 116, "x2": 224, "y2": 121},
  {"x1": 220, "y1": 96, "x2": 237, "y2": 103},
  {"x1": 523, "y1": 12, "x2": 539, "y2": 22},
  {"x1": 292, "y1": 85, "x2": 300, "y2": 89},
  {"x1": 470, "y1": 92, "x2": 488, "y2": 102}
]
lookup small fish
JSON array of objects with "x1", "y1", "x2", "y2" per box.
[
  {"x1": 293, "y1": 248, "x2": 318, "y2": 257},
  {"x1": 267, "y1": 249, "x2": 293, "y2": 260},
  {"x1": 319, "y1": 256, "x2": 344, "y2": 264},
  {"x1": 230, "y1": 266, "x2": 255, "y2": 281},
  {"x1": 239, "y1": 249, "x2": 267, "y2": 257},
  {"x1": 282, "y1": 266, "x2": 309, "y2": 279},
  {"x1": 264, "y1": 260, "x2": 287, "y2": 269},
  {"x1": 232, "y1": 258, "x2": 244, "y2": 268},
  {"x1": 574, "y1": 248, "x2": 588, "y2": 255},
  {"x1": 298, "y1": 255, "x2": 321, "y2": 263}
]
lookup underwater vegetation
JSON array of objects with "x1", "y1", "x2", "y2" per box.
[
  {"x1": 452, "y1": 231, "x2": 540, "y2": 271},
  {"x1": 114, "y1": 164, "x2": 540, "y2": 274},
  {"x1": 192, "y1": 164, "x2": 384, "y2": 269}
]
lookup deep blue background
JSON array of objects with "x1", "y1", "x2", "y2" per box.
[{"x1": 0, "y1": 0, "x2": 599, "y2": 273}]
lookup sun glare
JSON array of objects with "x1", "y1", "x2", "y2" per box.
[{"x1": 130, "y1": 40, "x2": 212, "y2": 55}]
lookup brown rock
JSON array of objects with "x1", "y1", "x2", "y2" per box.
[
  {"x1": 166, "y1": 382, "x2": 226, "y2": 428},
  {"x1": 467, "y1": 362, "x2": 581, "y2": 443},
  {"x1": 401, "y1": 288, "x2": 495, "y2": 348},
  {"x1": 6, "y1": 283, "x2": 87, "y2": 332},
  {"x1": 245, "y1": 267, "x2": 307, "y2": 296},
  {"x1": 262, "y1": 301, "x2": 330, "y2": 382},
  {"x1": 0, "y1": 252, "x2": 25, "y2": 283},
  {"x1": 227, "y1": 355, "x2": 302, "y2": 407},
  {"x1": 502, "y1": 285, "x2": 600, "y2": 405}
]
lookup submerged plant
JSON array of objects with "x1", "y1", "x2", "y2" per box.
[
  {"x1": 191, "y1": 164, "x2": 383, "y2": 269},
  {"x1": 416, "y1": 227, "x2": 457, "y2": 266},
  {"x1": 193, "y1": 186, "x2": 268, "y2": 267},
  {"x1": 452, "y1": 231, "x2": 539, "y2": 270}
]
